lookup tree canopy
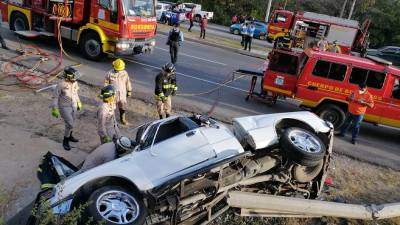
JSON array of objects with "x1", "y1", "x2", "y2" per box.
[{"x1": 171, "y1": 0, "x2": 400, "y2": 48}]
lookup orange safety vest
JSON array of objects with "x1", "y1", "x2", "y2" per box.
[{"x1": 348, "y1": 91, "x2": 374, "y2": 115}]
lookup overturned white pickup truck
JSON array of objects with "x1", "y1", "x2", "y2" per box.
[{"x1": 29, "y1": 112, "x2": 334, "y2": 225}]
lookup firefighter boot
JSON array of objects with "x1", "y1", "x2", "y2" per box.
[
  {"x1": 120, "y1": 109, "x2": 128, "y2": 125},
  {"x1": 166, "y1": 113, "x2": 171, "y2": 118},
  {"x1": 69, "y1": 132, "x2": 79, "y2": 143},
  {"x1": 63, "y1": 137, "x2": 71, "y2": 151},
  {"x1": 159, "y1": 114, "x2": 164, "y2": 119}
]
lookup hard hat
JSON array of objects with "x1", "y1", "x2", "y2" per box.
[
  {"x1": 100, "y1": 85, "x2": 116, "y2": 99},
  {"x1": 162, "y1": 62, "x2": 176, "y2": 74},
  {"x1": 112, "y1": 58, "x2": 125, "y2": 71},
  {"x1": 64, "y1": 67, "x2": 81, "y2": 81},
  {"x1": 116, "y1": 136, "x2": 132, "y2": 155}
]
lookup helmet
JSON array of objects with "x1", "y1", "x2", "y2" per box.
[
  {"x1": 162, "y1": 63, "x2": 176, "y2": 74},
  {"x1": 116, "y1": 136, "x2": 132, "y2": 155},
  {"x1": 64, "y1": 67, "x2": 81, "y2": 81},
  {"x1": 100, "y1": 85, "x2": 116, "y2": 99},
  {"x1": 112, "y1": 58, "x2": 125, "y2": 71}
]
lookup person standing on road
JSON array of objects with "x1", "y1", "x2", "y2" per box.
[
  {"x1": 231, "y1": 15, "x2": 238, "y2": 24},
  {"x1": 187, "y1": 9, "x2": 194, "y2": 32},
  {"x1": 167, "y1": 23, "x2": 184, "y2": 64},
  {"x1": 244, "y1": 22, "x2": 255, "y2": 51},
  {"x1": 0, "y1": 17, "x2": 9, "y2": 50},
  {"x1": 81, "y1": 136, "x2": 132, "y2": 170},
  {"x1": 104, "y1": 58, "x2": 132, "y2": 125},
  {"x1": 155, "y1": 63, "x2": 177, "y2": 119},
  {"x1": 200, "y1": 14, "x2": 208, "y2": 39},
  {"x1": 337, "y1": 83, "x2": 374, "y2": 145},
  {"x1": 98, "y1": 85, "x2": 120, "y2": 144},
  {"x1": 240, "y1": 22, "x2": 248, "y2": 47},
  {"x1": 51, "y1": 67, "x2": 82, "y2": 151}
]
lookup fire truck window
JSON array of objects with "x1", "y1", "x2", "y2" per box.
[
  {"x1": 312, "y1": 60, "x2": 346, "y2": 81},
  {"x1": 274, "y1": 14, "x2": 287, "y2": 23},
  {"x1": 349, "y1": 67, "x2": 386, "y2": 89},
  {"x1": 268, "y1": 53, "x2": 298, "y2": 75},
  {"x1": 392, "y1": 79, "x2": 400, "y2": 99}
]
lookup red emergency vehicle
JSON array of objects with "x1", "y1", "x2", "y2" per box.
[
  {"x1": 251, "y1": 48, "x2": 400, "y2": 129},
  {"x1": 0, "y1": 0, "x2": 157, "y2": 60},
  {"x1": 267, "y1": 10, "x2": 369, "y2": 54}
]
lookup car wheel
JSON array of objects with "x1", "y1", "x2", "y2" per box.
[
  {"x1": 292, "y1": 159, "x2": 324, "y2": 183},
  {"x1": 317, "y1": 104, "x2": 346, "y2": 129},
  {"x1": 86, "y1": 186, "x2": 147, "y2": 225},
  {"x1": 81, "y1": 32, "x2": 104, "y2": 61},
  {"x1": 280, "y1": 127, "x2": 326, "y2": 167},
  {"x1": 233, "y1": 29, "x2": 240, "y2": 35},
  {"x1": 195, "y1": 15, "x2": 201, "y2": 22}
]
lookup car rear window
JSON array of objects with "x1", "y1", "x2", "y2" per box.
[
  {"x1": 268, "y1": 52, "x2": 298, "y2": 75},
  {"x1": 349, "y1": 67, "x2": 386, "y2": 89},
  {"x1": 312, "y1": 60, "x2": 347, "y2": 81}
]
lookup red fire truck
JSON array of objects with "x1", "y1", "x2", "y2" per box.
[
  {"x1": 267, "y1": 10, "x2": 369, "y2": 54},
  {"x1": 246, "y1": 48, "x2": 400, "y2": 129},
  {"x1": 0, "y1": 0, "x2": 157, "y2": 60}
]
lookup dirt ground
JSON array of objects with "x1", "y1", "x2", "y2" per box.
[{"x1": 0, "y1": 79, "x2": 400, "y2": 224}]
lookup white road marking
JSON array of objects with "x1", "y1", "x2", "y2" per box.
[
  {"x1": 123, "y1": 58, "x2": 247, "y2": 93},
  {"x1": 155, "y1": 47, "x2": 227, "y2": 66}
]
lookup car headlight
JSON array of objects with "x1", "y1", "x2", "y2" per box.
[
  {"x1": 150, "y1": 40, "x2": 156, "y2": 46},
  {"x1": 116, "y1": 42, "x2": 130, "y2": 50}
]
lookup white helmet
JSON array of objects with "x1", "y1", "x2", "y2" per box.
[{"x1": 116, "y1": 136, "x2": 132, "y2": 155}]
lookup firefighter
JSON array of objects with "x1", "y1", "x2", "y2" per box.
[
  {"x1": 0, "y1": 20, "x2": 9, "y2": 50},
  {"x1": 328, "y1": 40, "x2": 341, "y2": 53},
  {"x1": 51, "y1": 67, "x2": 82, "y2": 151},
  {"x1": 337, "y1": 83, "x2": 374, "y2": 145},
  {"x1": 81, "y1": 136, "x2": 133, "y2": 170},
  {"x1": 98, "y1": 85, "x2": 120, "y2": 144},
  {"x1": 155, "y1": 63, "x2": 177, "y2": 119},
  {"x1": 167, "y1": 22, "x2": 184, "y2": 64},
  {"x1": 104, "y1": 58, "x2": 132, "y2": 125},
  {"x1": 317, "y1": 37, "x2": 328, "y2": 51}
]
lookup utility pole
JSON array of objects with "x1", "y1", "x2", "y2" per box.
[
  {"x1": 265, "y1": 0, "x2": 273, "y2": 22},
  {"x1": 339, "y1": 0, "x2": 348, "y2": 18},
  {"x1": 348, "y1": 0, "x2": 356, "y2": 19}
]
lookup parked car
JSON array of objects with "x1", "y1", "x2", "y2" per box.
[
  {"x1": 29, "y1": 112, "x2": 333, "y2": 225},
  {"x1": 180, "y1": 2, "x2": 214, "y2": 21},
  {"x1": 230, "y1": 21, "x2": 268, "y2": 40},
  {"x1": 156, "y1": 2, "x2": 173, "y2": 21},
  {"x1": 367, "y1": 46, "x2": 400, "y2": 66}
]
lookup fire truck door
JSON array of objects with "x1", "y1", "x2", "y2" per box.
[
  {"x1": 384, "y1": 77, "x2": 400, "y2": 128},
  {"x1": 95, "y1": 0, "x2": 119, "y2": 34}
]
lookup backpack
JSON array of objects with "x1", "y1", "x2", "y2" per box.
[{"x1": 170, "y1": 29, "x2": 181, "y2": 42}]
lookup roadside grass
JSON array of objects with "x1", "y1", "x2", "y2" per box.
[
  {"x1": 157, "y1": 23, "x2": 269, "y2": 52},
  {"x1": 0, "y1": 185, "x2": 9, "y2": 225}
]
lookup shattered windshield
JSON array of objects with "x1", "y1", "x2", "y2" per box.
[{"x1": 123, "y1": 0, "x2": 155, "y2": 17}]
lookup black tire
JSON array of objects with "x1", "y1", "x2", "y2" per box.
[
  {"x1": 10, "y1": 12, "x2": 29, "y2": 31},
  {"x1": 280, "y1": 127, "x2": 326, "y2": 167},
  {"x1": 292, "y1": 160, "x2": 324, "y2": 183},
  {"x1": 86, "y1": 185, "x2": 147, "y2": 225},
  {"x1": 80, "y1": 32, "x2": 105, "y2": 61},
  {"x1": 233, "y1": 29, "x2": 240, "y2": 35},
  {"x1": 317, "y1": 104, "x2": 346, "y2": 129},
  {"x1": 194, "y1": 15, "x2": 202, "y2": 22}
]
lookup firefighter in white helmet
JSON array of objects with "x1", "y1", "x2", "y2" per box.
[
  {"x1": 104, "y1": 58, "x2": 132, "y2": 125},
  {"x1": 51, "y1": 67, "x2": 82, "y2": 151},
  {"x1": 97, "y1": 85, "x2": 120, "y2": 144},
  {"x1": 81, "y1": 136, "x2": 133, "y2": 170}
]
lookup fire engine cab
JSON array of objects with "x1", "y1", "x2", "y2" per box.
[
  {"x1": 247, "y1": 48, "x2": 400, "y2": 129},
  {"x1": 0, "y1": 0, "x2": 157, "y2": 60}
]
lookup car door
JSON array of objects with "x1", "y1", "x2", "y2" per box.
[
  {"x1": 135, "y1": 118, "x2": 216, "y2": 183},
  {"x1": 381, "y1": 76, "x2": 400, "y2": 128}
]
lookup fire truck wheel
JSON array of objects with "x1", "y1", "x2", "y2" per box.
[
  {"x1": 10, "y1": 12, "x2": 29, "y2": 31},
  {"x1": 280, "y1": 127, "x2": 326, "y2": 167},
  {"x1": 81, "y1": 32, "x2": 104, "y2": 61},
  {"x1": 317, "y1": 104, "x2": 346, "y2": 128}
]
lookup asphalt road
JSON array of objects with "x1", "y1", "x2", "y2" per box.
[{"x1": 1, "y1": 27, "x2": 400, "y2": 169}]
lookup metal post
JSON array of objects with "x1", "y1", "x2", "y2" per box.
[
  {"x1": 348, "y1": 0, "x2": 356, "y2": 19},
  {"x1": 265, "y1": 0, "x2": 273, "y2": 23},
  {"x1": 339, "y1": 0, "x2": 348, "y2": 18}
]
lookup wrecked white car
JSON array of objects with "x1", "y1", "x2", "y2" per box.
[{"x1": 29, "y1": 112, "x2": 333, "y2": 225}]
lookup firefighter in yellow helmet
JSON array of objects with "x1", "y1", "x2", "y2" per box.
[
  {"x1": 104, "y1": 59, "x2": 132, "y2": 125},
  {"x1": 97, "y1": 85, "x2": 121, "y2": 144},
  {"x1": 51, "y1": 67, "x2": 82, "y2": 151},
  {"x1": 155, "y1": 63, "x2": 177, "y2": 119}
]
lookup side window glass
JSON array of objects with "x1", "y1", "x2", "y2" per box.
[
  {"x1": 392, "y1": 79, "x2": 400, "y2": 100},
  {"x1": 140, "y1": 123, "x2": 160, "y2": 150},
  {"x1": 349, "y1": 67, "x2": 386, "y2": 89},
  {"x1": 312, "y1": 60, "x2": 346, "y2": 81},
  {"x1": 99, "y1": 0, "x2": 109, "y2": 8}
]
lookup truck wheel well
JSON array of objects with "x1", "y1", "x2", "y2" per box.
[
  {"x1": 72, "y1": 176, "x2": 142, "y2": 206},
  {"x1": 316, "y1": 100, "x2": 348, "y2": 113},
  {"x1": 10, "y1": 11, "x2": 29, "y2": 31},
  {"x1": 78, "y1": 29, "x2": 100, "y2": 45},
  {"x1": 275, "y1": 118, "x2": 315, "y2": 134}
]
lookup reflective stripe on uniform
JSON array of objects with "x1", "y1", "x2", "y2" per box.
[{"x1": 41, "y1": 183, "x2": 55, "y2": 189}]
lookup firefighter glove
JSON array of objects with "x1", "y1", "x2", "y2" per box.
[
  {"x1": 51, "y1": 108, "x2": 60, "y2": 118},
  {"x1": 127, "y1": 91, "x2": 132, "y2": 97},
  {"x1": 102, "y1": 136, "x2": 112, "y2": 143},
  {"x1": 77, "y1": 101, "x2": 83, "y2": 111}
]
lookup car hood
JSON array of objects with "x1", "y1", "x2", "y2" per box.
[{"x1": 232, "y1": 111, "x2": 332, "y2": 150}]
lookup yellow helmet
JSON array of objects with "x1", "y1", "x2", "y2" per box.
[{"x1": 112, "y1": 58, "x2": 125, "y2": 71}]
